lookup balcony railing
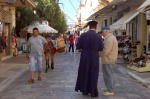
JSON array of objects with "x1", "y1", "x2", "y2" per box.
[
  {"x1": 0, "y1": 0, "x2": 17, "y2": 5},
  {"x1": 0, "y1": 8, "x2": 11, "y2": 23}
]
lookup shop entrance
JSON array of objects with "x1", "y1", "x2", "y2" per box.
[{"x1": 4, "y1": 23, "x2": 10, "y2": 56}]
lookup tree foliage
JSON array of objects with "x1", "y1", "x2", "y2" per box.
[
  {"x1": 16, "y1": 8, "x2": 38, "y2": 35},
  {"x1": 16, "y1": 0, "x2": 68, "y2": 35}
]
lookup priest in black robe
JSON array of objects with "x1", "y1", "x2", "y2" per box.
[{"x1": 75, "y1": 21, "x2": 104, "y2": 98}]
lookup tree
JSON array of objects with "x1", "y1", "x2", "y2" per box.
[
  {"x1": 16, "y1": 0, "x2": 68, "y2": 35},
  {"x1": 35, "y1": 0, "x2": 68, "y2": 33},
  {"x1": 16, "y1": 8, "x2": 38, "y2": 36}
]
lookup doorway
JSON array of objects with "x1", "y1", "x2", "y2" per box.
[{"x1": 4, "y1": 23, "x2": 10, "y2": 56}]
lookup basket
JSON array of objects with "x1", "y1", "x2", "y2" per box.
[
  {"x1": 57, "y1": 47, "x2": 65, "y2": 53},
  {"x1": 55, "y1": 37, "x2": 66, "y2": 50}
]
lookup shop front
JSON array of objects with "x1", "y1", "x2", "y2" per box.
[
  {"x1": 0, "y1": 0, "x2": 35, "y2": 56},
  {"x1": 125, "y1": 0, "x2": 150, "y2": 72},
  {"x1": 0, "y1": 8, "x2": 11, "y2": 56},
  {"x1": 109, "y1": 0, "x2": 150, "y2": 73},
  {"x1": 87, "y1": 0, "x2": 150, "y2": 72}
]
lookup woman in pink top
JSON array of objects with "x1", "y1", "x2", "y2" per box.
[
  {"x1": 69, "y1": 34, "x2": 74, "y2": 52},
  {"x1": 75, "y1": 34, "x2": 80, "y2": 44}
]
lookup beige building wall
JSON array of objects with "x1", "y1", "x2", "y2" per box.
[
  {"x1": 95, "y1": 18, "x2": 103, "y2": 32},
  {"x1": 1, "y1": 5, "x2": 16, "y2": 55},
  {"x1": 3, "y1": 6, "x2": 16, "y2": 29},
  {"x1": 141, "y1": 13, "x2": 147, "y2": 53}
]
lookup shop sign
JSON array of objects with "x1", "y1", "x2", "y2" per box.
[{"x1": 146, "y1": 10, "x2": 150, "y2": 20}]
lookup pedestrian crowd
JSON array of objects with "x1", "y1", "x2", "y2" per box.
[{"x1": 25, "y1": 20, "x2": 118, "y2": 98}]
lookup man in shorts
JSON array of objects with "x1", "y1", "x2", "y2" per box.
[{"x1": 26, "y1": 27, "x2": 47, "y2": 83}]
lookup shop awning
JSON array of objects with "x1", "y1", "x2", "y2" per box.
[
  {"x1": 86, "y1": 0, "x2": 126, "y2": 20},
  {"x1": 110, "y1": 8, "x2": 140, "y2": 30},
  {"x1": 137, "y1": 0, "x2": 150, "y2": 11}
]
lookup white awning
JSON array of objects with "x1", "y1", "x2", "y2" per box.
[
  {"x1": 86, "y1": 0, "x2": 126, "y2": 20},
  {"x1": 137, "y1": 0, "x2": 150, "y2": 11},
  {"x1": 110, "y1": 8, "x2": 139, "y2": 31}
]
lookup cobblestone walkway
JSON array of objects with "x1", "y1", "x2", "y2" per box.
[{"x1": 0, "y1": 53, "x2": 150, "y2": 99}]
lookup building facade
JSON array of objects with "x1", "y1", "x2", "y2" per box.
[
  {"x1": 0, "y1": 0, "x2": 35, "y2": 56},
  {"x1": 76, "y1": 0, "x2": 113, "y2": 32},
  {"x1": 88, "y1": 0, "x2": 150, "y2": 72}
]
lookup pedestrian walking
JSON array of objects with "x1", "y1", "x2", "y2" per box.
[
  {"x1": 75, "y1": 34, "x2": 80, "y2": 52},
  {"x1": 11, "y1": 35, "x2": 17, "y2": 56},
  {"x1": 0, "y1": 32, "x2": 4, "y2": 65},
  {"x1": 68, "y1": 34, "x2": 74, "y2": 53},
  {"x1": 26, "y1": 27, "x2": 47, "y2": 83},
  {"x1": 99, "y1": 26, "x2": 118, "y2": 96},
  {"x1": 63, "y1": 34, "x2": 68, "y2": 53},
  {"x1": 75, "y1": 21, "x2": 104, "y2": 98},
  {"x1": 75, "y1": 34, "x2": 80, "y2": 44}
]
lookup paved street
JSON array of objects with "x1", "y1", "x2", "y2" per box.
[{"x1": 0, "y1": 53, "x2": 150, "y2": 99}]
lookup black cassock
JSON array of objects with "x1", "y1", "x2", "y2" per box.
[{"x1": 75, "y1": 30, "x2": 104, "y2": 96}]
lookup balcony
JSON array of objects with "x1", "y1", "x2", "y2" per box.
[
  {"x1": 100, "y1": 0, "x2": 113, "y2": 5},
  {"x1": 0, "y1": 0, "x2": 36, "y2": 7},
  {"x1": 0, "y1": 0, "x2": 17, "y2": 4},
  {"x1": 16, "y1": 0, "x2": 36, "y2": 7},
  {"x1": 0, "y1": 8, "x2": 11, "y2": 23}
]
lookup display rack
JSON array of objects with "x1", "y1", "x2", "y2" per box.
[
  {"x1": 131, "y1": 45, "x2": 141, "y2": 61},
  {"x1": 128, "y1": 44, "x2": 150, "y2": 72},
  {"x1": 127, "y1": 62, "x2": 150, "y2": 72}
]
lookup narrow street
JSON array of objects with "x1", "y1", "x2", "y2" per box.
[{"x1": 0, "y1": 53, "x2": 150, "y2": 99}]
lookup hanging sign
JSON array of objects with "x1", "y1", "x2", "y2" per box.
[{"x1": 146, "y1": 10, "x2": 150, "y2": 20}]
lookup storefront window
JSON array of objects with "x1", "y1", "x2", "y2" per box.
[
  {"x1": 133, "y1": 23, "x2": 137, "y2": 42},
  {"x1": 0, "y1": 23, "x2": 3, "y2": 33},
  {"x1": 147, "y1": 21, "x2": 150, "y2": 53},
  {"x1": 131, "y1": 17, "x2": 138, "y2": 42},
  {"x1": 4, "y1": 24, "x2": 10, "y2": 55}
]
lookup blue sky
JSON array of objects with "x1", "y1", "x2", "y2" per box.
[{"x1": 59, "y1": 0, "x2": 80, "y2": 24}]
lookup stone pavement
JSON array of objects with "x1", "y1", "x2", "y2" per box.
[
  {"x1": 0, "y1": 53, "x2": 150, "y2": 99},
  {"x1": 0, "y1": 54, "x2": 29, "y2": 92}
]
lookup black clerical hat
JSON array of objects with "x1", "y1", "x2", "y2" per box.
[
  {"x1": 88, "y1": 21, "x2": 98, "y2": 26},
  {"x1": 87, "y1": 21, "x2": 98, "y2": 28}
]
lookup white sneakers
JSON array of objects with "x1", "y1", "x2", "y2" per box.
[
  {"x1": 103, "y1": 91, "x2": 114, "y2": 96},
  {"x1": 102, "y1": 88, "x2": 115, "y2": 96}
]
